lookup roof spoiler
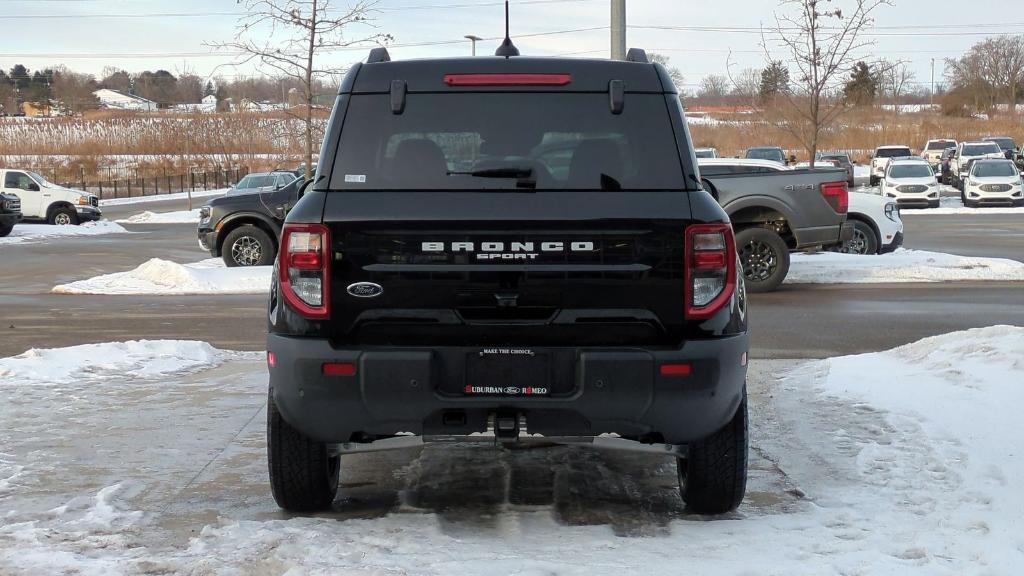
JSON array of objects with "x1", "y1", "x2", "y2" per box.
[
  {"x1": 367, "y1": 47, "x2": 391, "y2": 64},
  {"x1": 626, "y1": 48, "x2": 649, "y2": 63}
]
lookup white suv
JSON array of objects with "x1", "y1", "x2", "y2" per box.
[
  {"x1": 952, "y1": 141, "x2": 1004, "y2": 189},
  {"x1": 881, "y1": 159, "x2": 940, "y2": 209},
  {"x1": 870, "y1": 145, "x2": 913, "y2": 186},
  {"x1": 961, "y1": 159, "x2": 1024, "y2": 207},
  {"x1": 0, "y1": 169, "x2": 101, "y2": 225}
]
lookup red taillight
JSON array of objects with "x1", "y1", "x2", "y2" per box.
[
  {"x1": 660, "y1": 363, "x2": 693, "y2": 376},
  {"x1": 322, "y1": 362, "x2": 356, "y2": 376},
  {"x1": 821, "y1": 181, "x2": 849, "y2": 214},
  {"x1": 684, "y1": 224, "x2": 737, "y2": 320},
  {"x1": 267, "y1": 351, "x2": 276, "y2": 368},
  {"x1": 443, "y1": 73, "x2": 572, "y2": 86},
  {"x1": 279, "y1": 223, "x2": 330, "y2": 320}
]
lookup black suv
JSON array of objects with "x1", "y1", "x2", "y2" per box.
[
  {"x1": 266, "y1": 48, "x2": 750, "y2": 514},
  {"x1": 0, "y1": 192, "x2": 22, "y2": 237},
  {"x1": 197, "y1": 177, "x2": 304, "y2": 267}
]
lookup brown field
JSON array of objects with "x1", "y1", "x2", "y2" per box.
[{"x1": 689, "y1": 107, "x2": 1024, "y2": 162}]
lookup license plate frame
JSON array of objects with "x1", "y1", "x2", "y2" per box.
[{"x1": 464, "y1": 348, "x2": 550, "y2": 397}]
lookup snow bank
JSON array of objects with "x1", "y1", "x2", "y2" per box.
[
  {"x1": 787, "y1": 248, "x2": 1024, "y2": 284},
  {"x1": 52, "y1": 258, "x2": 272, "y2": 295},
  {"x1": 99, "y1": 188, "x2": 227, "y2": 207},
  {"x1": 0, "y1": 340, "x2": 244, "y2": 385},
  {"x1": 0, "y1": 221, "x2": 127, "y2": 245},
  {"x1": 115, "y1": 209, "x2": 201, "y2": 224}
]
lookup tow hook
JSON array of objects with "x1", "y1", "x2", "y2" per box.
[{"x1": 494, "y1": 412, "x2": 520, "y2": 442}]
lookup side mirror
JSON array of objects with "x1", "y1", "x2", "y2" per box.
[
  {"x1": 27, "y1": 183, "x2": 40, "y2": 192},
  {"x1": 700, "y1": 177, "x2": 720, "y2": 202}
]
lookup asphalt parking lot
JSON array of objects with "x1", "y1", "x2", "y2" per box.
[{"x1": 1, "y1": 197, "x2": 1023, "y2": 359}]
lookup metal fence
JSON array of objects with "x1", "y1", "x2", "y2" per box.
[{"x1": 57, "y1": 168, "x2": 250, "y2": 200}]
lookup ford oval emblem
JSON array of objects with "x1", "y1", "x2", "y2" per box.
[{"x1": 347, "y1": 282, "x2": 383, "y2": 298}]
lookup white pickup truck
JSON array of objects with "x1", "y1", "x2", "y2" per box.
[{"x1": 0, "y1": 169, "x2": 101, "y2": 225}]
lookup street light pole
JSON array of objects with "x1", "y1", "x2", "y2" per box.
[
  {"x1": 930, "y1": 58, "x2": 935, "y2": 108},
  {"x1": 611, "y1": 0, "x2": 626, "y2": 60},
  {"x1": 465, "y1": 35, "x2": 483, "y2": 57}
]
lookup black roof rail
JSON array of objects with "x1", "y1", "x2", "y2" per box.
[
  {"x1": 367, "y1": 47, "x2": 391, "y2": 64},
  {"x1": 625, "y1": 48, "x2": 649, "y2": 63}
]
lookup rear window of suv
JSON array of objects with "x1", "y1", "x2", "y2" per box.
[
  {"x1": 330, "y1": 93, "x2": 684, "y2": 191},
  {"x1": 962, "y1": 143, "x2": 1001, "y2": 156},
  {"x1": 926, "y1": 141, "x2": 955, "y2": 151},
  {"x1": 876, "y1": 148, "x2": 912, "y2": 158}
]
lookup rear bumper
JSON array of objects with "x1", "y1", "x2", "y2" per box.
[{"x1": 267, "y1": 332, "x2": 749, "y2": 446}]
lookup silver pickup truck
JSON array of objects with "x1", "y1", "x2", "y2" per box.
[{"x1": 699, "y1": 159, "x2": 853, "y2": 292}]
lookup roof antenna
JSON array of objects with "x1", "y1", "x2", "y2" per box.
[{"x1": 494, "y1": 0, "x2": 520, "y2": 58}]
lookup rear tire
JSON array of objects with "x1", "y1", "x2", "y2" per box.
[
  {"x1": 833, "y1": 219, "x2": 878, "y2": 255},
  {"x1": 49, "y1": 207, "x2": 78, "y2": 226},
  {"x1": 678, "y1": 391, "x2": 748, "y2": 514},
  {"x1": 267, "y1": 388, "x2": 340, "y2": 512},
  {"x1": 735, "y1": 227, "x2": 790, "y2": 293},
  {"x1": 222, "y1": 224, "x2": 275, "y2": 267}
]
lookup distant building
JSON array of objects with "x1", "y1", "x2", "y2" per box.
[
  {"x1": 171, "y1": 94, "x2": 219, "y2": 114},
  {"x1": 93, "y1": 89, "x2": 158, "y2": 112}
]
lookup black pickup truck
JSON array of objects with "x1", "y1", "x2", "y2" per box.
[
  {"x1": 266, "y1": 48, "x2": 750, "y2": 515},
  {"x1": 0, "y1": 192, "x2": 22, "y2": 237}
]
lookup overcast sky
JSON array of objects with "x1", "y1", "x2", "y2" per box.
[{"x1": 3, "y1": 0, "x2": 1023, "y2": 92}]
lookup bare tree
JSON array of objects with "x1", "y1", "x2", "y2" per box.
[
  {"x1": 210, "y1": 0, "x2": 391, "y2": 179},
  {"x1": 51, "y1": 66, "x2": 99, "y2": 114},
  {"x1": 761, "y1": 0, "x2": 892, "y2": 166},
  {"x1": 698, "y1": 74, "x2": 730, "y2": 102},
  {"x1": 731, "y1": 67, "x2": 763, "y2": 100},
  {"x1": 975, "y1": 36, "x2": 1024, "y2": 115},
  {"x1": 877, "y1": 59, "x2": 915, "y2": 114}
]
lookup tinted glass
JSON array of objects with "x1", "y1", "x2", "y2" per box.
[
  {"x1": 4, "y1": 172, "x2": 32, "y2": 190},
  {"x1": 985, "y1": 138, "x2": 1015, "y2": 151},
  {"x1": 331, "y1": 93, "x2": 684, "y2": 191},
  {"x1": 694, "y1": 150, "x2": 717, "y2": 158},
  {"x1": 888, "y1": 164, "x2": 932, "y2": 179},
  {"x1": 745, "y1": 148, "x2": 785, "y2": 162},
  {"x1": 926, "y1": 141, "x2": 955, "y2": 150},
  {"x1": 972, "y1": 162, "x2": 1018, "y2": 177},
  {"x1": 819, "y1": 154, "x2": 850, "y2": 164},
  {"x1": 698, "y1": 165, "x2": 735, "y2": 176},
  {"x1": 876, "y1": 148, "x2": 912, "y2": 158},
  {"x1": 963, "y1": 144, "x2": 1001, "y2": 156}
]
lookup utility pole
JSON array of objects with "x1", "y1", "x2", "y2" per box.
[
  {"x1": 611, "y1": 0, "x2": 626, "y2": 61},
  {"x1": 465, "y1": 35, "x2": 482, "y2": 57},
  {"x1": 930, "y1": 58, "x2": 935, "y2": 108}
]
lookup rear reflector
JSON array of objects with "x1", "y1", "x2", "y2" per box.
[
  {"x1": 322, "y1": 362, "x2": 356, "y2": 376},
  {"x1": 267, "y1": 351, "x2": 276, "y2": 368},
  {"x1": 444, "y1": 73, "x2": 572, "y2": 86},
  {"x1": 660, "y1": 363, "x2": 693, "y2": 376}
]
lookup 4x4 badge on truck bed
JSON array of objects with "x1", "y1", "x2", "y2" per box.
[{"x1": 347, "y1": 282, "x2": 383, "y2": 298}]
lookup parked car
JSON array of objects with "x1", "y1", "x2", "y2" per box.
[
  {"x1": 922, "y1": 139, "x2": 957, "y2": 169},
  {"x1": 744, "y1": 146, "x2": 788, "y2": 165},
  {"x1": 698, "y1": 158, "x2": 853, "y2": 291},
  {"x1": 267, "y1": 47, "x2": 751, "y2": 515},
  {"x1": 227, "y1": 171, "x2": 298, "y2": 196},
  {"x1": 816, "y1": 151, "x2": 856, "y2": 186},
  {"x1": 881, "y1": 159, "x2": 941, "y2": 209},
  {"x1": 982, "y1": 136, "x2": 1017, "y2": 160},
  {"x1": 869, "y1": 145, "x2": 913, "y2": 186},
  {"x1": 694, "y1": 147, "x2": 718, "y2": 159},
  {"x1": 0, "y1": 169, "x2": 101, "y2": 225},
  {"x1": 951, "y1": 141, "x2": 1005, "y2": 189},
  {"x1": 702, "y1": 158, "x2": 900, "y2": 256},
  {"x1": 939, "y1": 147, "x2": 957, "y2": 185},
  {"x1": 0, "y1": 192, "x2": 22, "y2": 237},
  {"x1": 198, "y1": 177, "x2": 306, "y2": 267},
  {"x1": 961, "y1": 159, "x2": 1024, "y2": 207}
]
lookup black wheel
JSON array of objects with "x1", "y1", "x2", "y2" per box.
[
  {"x1": 0, "y1": 222, "x2": 12, "y2": 237},
  {"x1": 222, "y1": 224, "x2": 275, "y2": 267},
  {"x1": 267, "y1": 388, "x2": 340, "y2": 512},
  {"x1": 678, "y1": 391, "x2": 748, "y2": 514},
  {"x1": 49, "y1": 207, "x2": 78, "y2": 226},
  {"x1": 735, "y1": 227, "x2": 790, "y2": 293},
  {"x1": 833, "y1": 219, "x2": 878, "y2": 255}
]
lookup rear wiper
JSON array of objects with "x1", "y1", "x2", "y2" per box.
[{"x1": 447, "y1": 167, "x2": 536, "y2": 189}]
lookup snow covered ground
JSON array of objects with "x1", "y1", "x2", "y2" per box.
[
  {"x1": 52, "y1": 258, "x2": 271, "y2": 295},
  {"x1": 99, "y1": 188, "x2": 227, "y2": 207},
  {"x1": 115, "y1": 209, "x2": 202, "y2": 224},
  {"x1": 0, "y1": 221, "x2": 127, "y2": 245},
  {"x1": 1, "y1": 328, "x2": 1023, "y2": 574},
  {"x1": 788, "y1": 248, "x2": 1024, "y2": 284}
]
